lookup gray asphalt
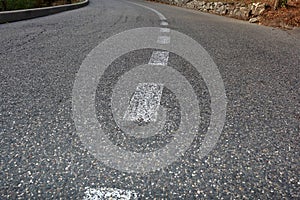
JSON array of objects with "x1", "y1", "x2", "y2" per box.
[{"x1": 1, "y1": 0, "x2": 299, "y2": 199}]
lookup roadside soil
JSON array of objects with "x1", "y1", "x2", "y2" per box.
[
  {"x1": 259, "y1": 0, "x2": 300, "y2": 28},
  {"x1": 150, "y1": 0, "x2": 300, "y2": 29},
  {"x1": 213, "y1": 0, "x2": 300, "y2": 28}
]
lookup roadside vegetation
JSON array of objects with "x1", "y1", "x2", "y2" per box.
[
  {"x1": 152, "y1": 0, "x2": 300, "y2": 28},
  {"x1": 0, "y1": 0, "x2": 81, "y2": 11},
  {"x1": 205, "y1": 0, "x2": 300, "y2": 27},
  {"x1": 200, "y1": 0, "x2": 289, "y2": 9}
]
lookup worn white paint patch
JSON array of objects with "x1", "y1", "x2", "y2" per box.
[
  {"x1": 148, "y1": 51, "x2": 169, "y2": 66},
  {"x1": 160, "y1": 28, "x2": 170, "y2": 33},
  {"x1": 83, "y1": 187, "x2": 139, "y2": 200},
  {"x1": 160, "y1": 21, "x2": 169, "y2": 26},
  {"x1": 157, "y1": 36, "x2": 170, "y2": 44},
  {"x1": 124, "y1": 83, "x2": 164, "y2": 123}
]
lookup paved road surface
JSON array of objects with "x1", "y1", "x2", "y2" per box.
[{"x1": 1, "y1": 0, "x2": 299, "y2": 199}]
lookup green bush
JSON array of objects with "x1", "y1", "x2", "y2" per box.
[
  {"x1": 0, "y1": 0, "x2": 38, "y2": 11},
  {"x1": 280, "y1": 0, "x2": 288, "y2": 7},
  {"x1": 0, "y1": 0, "x2": 76, "y2": 11}
]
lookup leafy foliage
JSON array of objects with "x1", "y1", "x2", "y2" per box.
[
  {"x1": 279, "y1": 0, "x2": 287, "y2": 7},
  {"x1": 0, "y1": 0, "x2": 75, "y2": 11}
]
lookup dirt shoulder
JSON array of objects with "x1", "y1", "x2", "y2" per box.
[
  {"x1": 212, "y1": 0, "x2": 300, "y2": 28},
  {"x1": 259, "y1": 0, "x2": 300, "y2": 28},
  {"x1": 150, "y1": 0, "x2": 300, "y2": 29}
]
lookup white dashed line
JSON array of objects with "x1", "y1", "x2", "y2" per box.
[
  {"x1": 124, "y1": 83, "x2": 164, "y2": 123},
  {"x1": 160, "y1": 28, "x2": 170, "y2": 33},
  {"x1": 157, "y1": 36, "x2": 170, "y2": 44},
  {"x1": 160, "y1": 21, "x2": 169, "y2": 26},
  {"x1": 126, "y1": 1, "x2": 167, "y2": 21},
  {"x1": 83, "y1": 187, "x2": 139, "y2": 200},
  {"x1": 148, "y1": 51, "x2": 169, "y2": 66}
]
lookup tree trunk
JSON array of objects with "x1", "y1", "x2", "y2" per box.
[{"x1": 1, "y1": 0, "x2": 7, "y2": 11}]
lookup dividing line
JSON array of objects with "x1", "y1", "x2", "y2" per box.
[
  {"x1": 83, "y1": 1, "x2": 173, "y2": 198},
  {"x1": 148, "y1": 51, "x2": 169, "y2": 66},
  {"x1": 124, "y1": 83, "x2": 164, "y2": 123},
  {"x1": 123, "y1": 1, "x2": 171, "y2": 125},
  {"x1": 126, "y1": 1, "x2": 167, "y2": 21},
  {"x1": 160, "y1": 28, "x2": 170, "y2": 33},
  {"x1": 84, "y1": 187, "x2": 139, "y2": 200},
  {"x1": 157, "y1": 36, "x2": 170, "y2": 44},
  {"x1": 160, "y1": 21, "x2": 169, "y2": 26}
]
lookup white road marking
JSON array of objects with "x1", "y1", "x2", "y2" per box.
[
  {"x1": 83, "y1": 187, "x2": 138, "y2": 200},
  {"x1": 160, "y1": 21, "x2": 169, "y2": 26},
  {"x1": 160, "y1": 28, "x2": 170, "y2": 33},
  {"x1": 124, "y1": 83, "x2": 164, "y2": 123},
  {"x1": 126, "y1": 1, "x2": 167, "y2": 21},
  {"x1": 148, "y1": 51, "x2": 169, "y2": 66},
  {"x1": 157, "y1": 36, "x2": 170, "y2": 44}
]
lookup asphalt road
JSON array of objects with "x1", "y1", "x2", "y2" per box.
[{"x1": 1, "y1": 0, "x2": 299, "y2": 199}]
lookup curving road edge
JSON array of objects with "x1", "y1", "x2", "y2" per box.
[{"x1": 0, "y1": 0, "x2": 89, "y2": 24}]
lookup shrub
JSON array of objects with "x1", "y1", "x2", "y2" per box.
[{"x1": 0, "y1": 0, "x2": 76, "y2": 11}]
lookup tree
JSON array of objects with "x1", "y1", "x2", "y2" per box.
[{"x1": 1, "y1": 0, "x2": 7, "y2": 11}]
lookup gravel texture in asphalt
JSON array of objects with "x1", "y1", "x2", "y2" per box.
[{"x1": 1, "y1": 0, "x2": 299, "y2": 199}]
